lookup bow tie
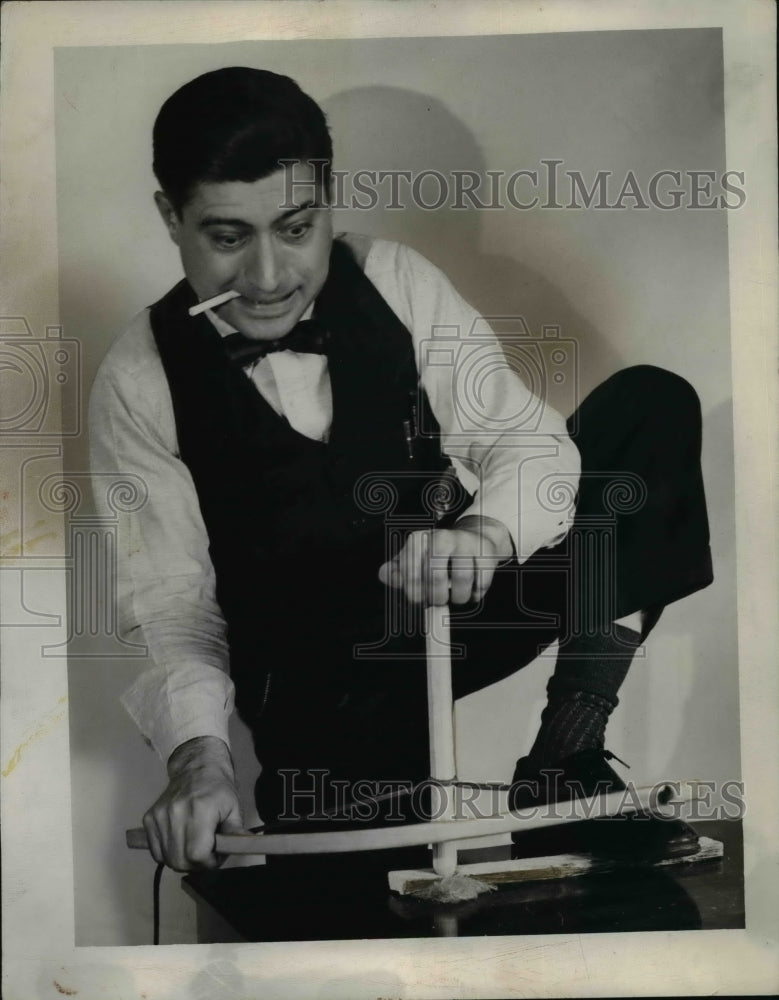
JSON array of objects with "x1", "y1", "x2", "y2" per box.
[{"x1": 222, "y1": 320, "x2": 330, "y2": 366}]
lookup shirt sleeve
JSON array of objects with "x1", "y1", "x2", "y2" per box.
[
  {"x1": 367, "y1": 242, "x2": 581, "y2": 561},
  {"x1": 89, "y1": 325, "x2": 234, "y2": 764}
]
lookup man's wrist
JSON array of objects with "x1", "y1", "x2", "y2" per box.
[
  {"x1": 456, "y1": 515, "x2": 515, "y2": 561},
  {"x1": 167, "y1": 735, "x2": 234, "y2": 780}
]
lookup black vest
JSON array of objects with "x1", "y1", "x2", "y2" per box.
[{"x1": 149, "y1": 239, "x2": 469, "y2": 722}]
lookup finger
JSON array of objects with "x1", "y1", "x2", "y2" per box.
[
  {"x1": 215, "y1": 803, "x2": 247, "y2": 867},
  {"x1": 471, "y1": 558, "x2": 499, "y2": 603},
  {"x1": 378, "y1": 558, "x2": 402, "y2": 589},
  {"x1": 149, "y1": 804, "x2": 186, "y2": 871},
  {"x1": 429, "y1": 531, "x2": 461, "y2": 606},
  {"x1": 143, "y1": 813, "x2": 165, "y2": 866},
  {"x1": 181, "y1": 804, "x2": 225, "y2": 870},
  {"x1": 221, "y1": 797, "x2": 245, "y2": 831},
  {"x1": 158, "y1": 802, "x2": 192, "y2": 872},
  {"x1": 400, "y1": 531, "x2": 426, "y2": 604},
  {"x1": 449, "y1": 555, "x2": 476, "y2": 605},
  {"x1": 428, "y1": 549, "x2": 453, "y2": 606}
]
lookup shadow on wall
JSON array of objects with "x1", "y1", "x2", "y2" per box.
[
  {"x1": 666, "y1": 396, "x2": 739, "y2": 777},
  {"x1": 607, "y1": 395, "x2": 740, "y2": 788},
  {"x1": 323, "y1": 85, "x2": 627, "y2": 409}
]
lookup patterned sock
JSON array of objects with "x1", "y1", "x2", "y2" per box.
[{"x1": 528, "y1": 624, "x2": 642, "y2": 766}]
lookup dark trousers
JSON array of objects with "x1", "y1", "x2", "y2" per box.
[{"x1": 252, "y1": 366, "x2": 713, "y2": 822}]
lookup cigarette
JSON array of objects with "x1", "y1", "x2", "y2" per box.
[{"x1": 188, "y1": 290, "x2": 241, "y2": 317}]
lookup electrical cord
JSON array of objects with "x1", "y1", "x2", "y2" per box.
[
  {"x1": 152, "y1": 862, "x2": 164, "y2": 945},
  {"x1": 148, "y1": 778, "x2": 515, "y2": 941}
]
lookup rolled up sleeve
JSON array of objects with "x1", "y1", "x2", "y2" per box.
[
  {"x1": 368, "y1": 242, "x2": 581, "y2": 562},
  {"x1": 89, "y1": 322, "x2": 234, "y2": 763}
]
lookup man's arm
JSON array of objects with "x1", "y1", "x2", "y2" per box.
[
  {"x1": 371, "y1": 241, "x2": 581, "y2": 601},
  {"x1": 143, "y1": 736, "x2": 243, "y2": 871},
  {"x1": 90, "y1": 325, "x2": 243, "y2": 867}
]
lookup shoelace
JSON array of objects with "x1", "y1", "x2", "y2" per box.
[{"x1": 600, "y1": 748, "x2": 631, "y2": 769}]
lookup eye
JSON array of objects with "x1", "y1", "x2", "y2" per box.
[
  {"x1": 210, "y1": 232, "x2": 248, "y2": 251},
  {"x1": 282, "y1": 221, "x2": 312, "y2": 242}
]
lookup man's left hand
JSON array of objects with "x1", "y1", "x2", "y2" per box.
[{"x1": 378, "y1": 516, "x2": 514, "y2": 606}]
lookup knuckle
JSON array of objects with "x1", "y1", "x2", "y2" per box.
[
  {"x1": 189, "y1": 799, "x2": 219, "y2": 824},
  {"x1": 146, "y1": 805, "x2": 166, "y2": 829},
  {"x1": 168, "y1": 796, "x2": 188, "y2": 817},
  {"x1": 435, "y1": 530, "x2": 454, "y2": 552}
]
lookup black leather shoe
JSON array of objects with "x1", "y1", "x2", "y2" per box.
[{"x1": 509, "y1": 748, "x2": 700, "y2": 862}]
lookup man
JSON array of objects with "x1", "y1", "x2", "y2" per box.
[{"x1": 90, "y1": 67, "x2": 713, "y2": 871}]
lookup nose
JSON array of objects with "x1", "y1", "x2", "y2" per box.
[{"x1": 245, "y1": 235, "x2": 281, "y2": 295}]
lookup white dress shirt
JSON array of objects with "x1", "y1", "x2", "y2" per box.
[{"x1": 89, "y1": 236, "x2": 581, "y2": 762}]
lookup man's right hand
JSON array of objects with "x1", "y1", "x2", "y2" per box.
[{"x1": 143, "y1": 735, "x2": 245, "y2": 871}]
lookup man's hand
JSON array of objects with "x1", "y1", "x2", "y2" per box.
[
  {"x1": 143, "y1": 736, "x2": 245, "y2": 871},
  {"x1": 378, "y1": 516, "x2": 514, "y2": 606}
]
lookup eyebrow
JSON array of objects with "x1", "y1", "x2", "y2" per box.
[{"x1": 197, "y1": 200, "x2": 318, "y2": 231}]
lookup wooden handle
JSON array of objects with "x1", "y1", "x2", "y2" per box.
[
  {"x1": 124, "y1": 781, "x2": 691, "y2": 857},
  {"x1": 127, "y1": 827, "x2": 151, "y2": 850},
  {"x1": 425, "y1": 599, "x2": 457, "y2": 877}
]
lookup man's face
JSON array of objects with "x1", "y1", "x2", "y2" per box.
[{"x1": 156, "y1": 163, "x2": 333, "y2": 341}]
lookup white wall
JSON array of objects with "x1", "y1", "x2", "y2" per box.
[{"x1": 55, "y1": 29, "x2": 738, "y2": 945}]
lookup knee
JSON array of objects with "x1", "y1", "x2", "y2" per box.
[
  {"x1": 611, "y1": 365, "x2": 702, "y2": 424},
  {"x1": 571, "y1": 365, "x2": 704, "y2": 449}
]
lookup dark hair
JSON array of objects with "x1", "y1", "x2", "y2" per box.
[{"x1": 152, "y1": 67, "x2": 332, "y2": 214}]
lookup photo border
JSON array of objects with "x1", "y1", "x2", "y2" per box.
[{"x1": 2, "y1": 2, "x2": 777, "y2": 997}]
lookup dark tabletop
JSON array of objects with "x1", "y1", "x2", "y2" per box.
[{"x1": 182, "y1": 819, "x2": 744, "y2": 942}]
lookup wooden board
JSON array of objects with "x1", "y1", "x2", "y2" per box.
[{"x1": 388, "y1": 836, "x2": 724, "y2": 894}]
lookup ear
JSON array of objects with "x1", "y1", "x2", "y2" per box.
[{"x1": 154, "y1": 191, "x2": 182, "y2": 246}]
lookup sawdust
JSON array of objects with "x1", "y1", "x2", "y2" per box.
[{"x1": 410, "y1": 872, "x2": 496, "y2": 902}]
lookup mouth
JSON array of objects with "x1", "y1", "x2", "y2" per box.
[{"x1": 237, "y1": 289, "x2": 297, "y2": 315}]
